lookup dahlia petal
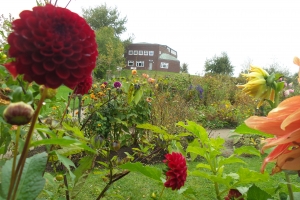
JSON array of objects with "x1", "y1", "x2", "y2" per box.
[
  {"x1": 45, "y1": 72, "x2": 63, "y2": 89},
  {"x1": 23, "y1": 40, "x2": 36, "y2": 51},
  {"x1": 52, "y1": 54, "x2": 65, "y2": 64},
  {"x1": 13, "y1": 37, "x2": 26, "y2": 52},
  {"x1": 25, "y1": 17, "x2": 38, "y2": 29},
  {"x1": 32, "y1": 63, "x2": 46, "y2": 75},
  {"x1": 293, "y1": 56, "x2": 300, "y2": 67},
  {"x1": 43, "y1": 60, "x2": 57, "y2": 71},
  {"x1": 276, "y1": 147, "x2": 300, "y2": 171},
  {"x1": 69, "y1": 53, "x2": 82, "y2": 61},
  {"x1": 32, "y1": 52, "x2": 44, "y2": 62},
  {"x1": 3, "y1": 62, "x2": 18, "y2": 78},
  {"x1": 61, "y1": 48, "x2": 74, "y2": 57},
  {"x1": 261, "y1": 129, "x2": 300, "y2": 152},
  {"x1": 19, "y1": 54, "x2": 33, "y2": 65},
  {"x1": 56, "y1": 67, "x2": 70, "y2": 79},
  {"x1": 281, "y1": 108, "x2": 300, "y2": 130}
]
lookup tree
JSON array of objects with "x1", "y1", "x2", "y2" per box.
[
  {"x1": 82, "y1": 4, "x2": 127, "y2": 36},
  {"x1": 180, "y1": 63, "x2": 189, "y2": 73},
  {"x1": 204, "y1": 52, "x2": 234, "y2": 76},
  {"x1": 94, "y1": 27, "x2": 125, "y2": 79}
]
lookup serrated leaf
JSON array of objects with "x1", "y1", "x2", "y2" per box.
[
  {"x1": 1, "y1": 152, "x2": 47, "y2": 200},
  {"x1": 247, "y1": 184, "x2": 272, "y2": 200},
  {"x1": 56, "y1": 152, "x2": 76, "y2": 181},
  {"x1": 237, "y1": 168, "x2": 269, "y2": 184},
  {"x1": 218, "y1": 156, "x2": 246, "y2": 167},
  {"x1": 30, "y1": 138, "x2": 95, "y2": 153},
  {"x1": 234, "y1": 123, "x2": 272, "y2": 138},
  {"x1": 119, "y1": 162, "x2": 162, "y2": 182},
  {"x1": 196, "y1": 163, "x2": 211, "y2": 170},
  {"x1": 176, "y1": 121, "x2": 208, "y2": 142},
  {"x1": 186, "y1": 146, "x2": 206, "y2": 157},
  {"x1": 63, "y1": 122, "x2": 84, "y2": 139},
  {"x1": 234, "y1": 146, "x2": 261, "y2": 157},
  {"x1": 56, "y1": 146, "x2": 84, "y2": 157}
]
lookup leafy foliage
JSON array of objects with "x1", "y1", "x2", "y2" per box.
[{"x1": 204, "y1": 52, "x2": 234, "y2": 75}]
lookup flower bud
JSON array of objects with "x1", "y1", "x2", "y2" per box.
[
  {"x1": 91, "y1": 135, "x2": 105, "y2": 149},
  {"x1": 3, "y1": 102, "x2": 34, "y2": 125},
  {"x1": 39, "y1": 85, "x2": 57, "y2": 99},
  {"x1": 112, "y1": 141, "x2": 121, "y2": 151}
]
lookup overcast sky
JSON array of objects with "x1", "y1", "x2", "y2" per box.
[{"x1": 1, "y1": 0, "x2": 300, "y2": 76}]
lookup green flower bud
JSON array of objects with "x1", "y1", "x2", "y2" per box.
[
  {"x1": 39, "y1": 85, "x2": 57, "y2": 99},
  {"x1": 3, "y1": 102, "x2": 34, "y2": 125}
]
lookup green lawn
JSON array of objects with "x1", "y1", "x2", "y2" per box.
[{"x1": 38, "y1": 156, "x2": 300, "y2": 200}]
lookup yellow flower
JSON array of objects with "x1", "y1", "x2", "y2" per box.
[
  {"x1": 98, "y1": 124, "x2": 101, "y2": 127},
  {"x1": 100, "y1": 84, "x2": 106, "y2": 89},
  {"x1": 132, "y1": 69, "x2": 137, "y2": 75},
  {"x1": 237, "y1": 65, "x2": 274, "y2": 108}
]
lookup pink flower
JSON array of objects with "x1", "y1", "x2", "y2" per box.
[
  {"x1": 163, "y1": 152, "x2": 187, "y2": 190},
  {"x1": 6, "y1": 4, "x2": 97, "y2": 89}
]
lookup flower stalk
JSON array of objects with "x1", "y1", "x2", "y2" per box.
[{"x1": 7, "y1": 87, "x2": 47, "y2": 200}]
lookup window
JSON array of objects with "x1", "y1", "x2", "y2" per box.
[
  {"x1": 134, "y1": 50, "x2": 138, "y2": 55},
  {"x1": 160, "y1": 62, "x2": 169, "y2": 69},
  {"x1": 136, "y1": 61, "x2": 144, "y2": 67},
  {"x1": 128, "y1": 50, "x2": 133, "y2": 55},
  {"x1": 144, "y1": 51, "x2": 148, "y2": 55},
  {"x1": 139, "y1": 50, "x2": 143, "y2": 55},
  {"x1": 149, "y1": 51, "x2": 154, "y2": 56},
  {"x1": 128, "y1": 60, "x2": 134, "y2": 66}
]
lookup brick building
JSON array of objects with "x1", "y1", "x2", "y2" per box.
[{"x1": 124, "y1": 43, "x2": 180, "y2": 73}]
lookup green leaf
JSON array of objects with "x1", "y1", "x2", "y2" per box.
[
  {"x1": 127, "y1": 84, "x2": 134, "y2": 104},
  {"x1": 73, "y1": 155, "x2": 94, "y2": 183},
  {"x1": 133, "y1": 88, "x2": 143, "y2": 104},
  {"x1": 196, "y1": 163, "x2": 211, "y2": 170},
  {"x1": 176, "y1": 121, "x2": 208, "y2": 142},
  {"x1": 247, "y1": 184, "x2": 272, "y2": 200},
  {"x1": 119, "y1": 162, "x2": 162, "y2": 182},
  {"x1": 30, "y1": 138, "x2": 95, "y2": 153},
  {"x1": 234, "y1": 123, "x2": 272, "y2": 138},
  {"x1": 218, "y1": 156, "x2": 246, "y2": 167},
  {"x1": 234, "y1": 146, "x2": 261, "y2": 157},
  {"x1": 237, "y1": 168, "x2": 269, "y2": 184},
  {"x1": 62, "y1": 122, "x2": 85, "y2": 139},
  {"x1": 276, "y1": 81, "x2": 285, "y2": 93},
  {"x1": 0, "y1": 152, "x2": 47, "y2": 200},
  {"x1": 186, "y1": 146, "x2": 205, "y2": 157},
  {"x1": 56, "y1": 152, "x2": 76, "y2": 181}
]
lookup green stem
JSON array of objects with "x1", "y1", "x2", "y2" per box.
[
  {"x1": 273, "y1": 90, "x2": 280, "y2": 108},
  {"x1": 285, "y1": 172, "x2": 294, "y2": 200},
  {"x1": 7, "y1": 87, "x2": 47, "y2": 200},
  {"x1": 214, "y1": 182, "x2": 222, "y2": 200},
  {"x1": 159, "y1": 186, "x2": 165, "y2": 199}
]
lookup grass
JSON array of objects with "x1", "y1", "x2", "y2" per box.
[{"x1": 38, "y1": 156, "x2": 300, "y2": 200}]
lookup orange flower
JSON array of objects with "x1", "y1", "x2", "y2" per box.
[
  {"x1": 293, "y1": 56, "x2": 300, "y2": 84},
  {"x1": 245, "y1": 96, "x2": 300, "y2": 174},
  {"x1": 142, "y1": 73, "x2": 149, "y2": 79},
  {"x1": 132, "y1": 69, "x2": 137, "y2": 75},
  {"x1": 148, "y1": 78, "x2": 155, "y2": 83}
]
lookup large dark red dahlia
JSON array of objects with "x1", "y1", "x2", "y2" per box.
[
  {"x1": 74, "y1": 75, "x2": 92, "y2": 95},
  {"x1": 6, "y1": 4, "x2": 98, "y2": 89},
  {"x1": 163, "y1": 152, "x2": 187, "y2": 190}
]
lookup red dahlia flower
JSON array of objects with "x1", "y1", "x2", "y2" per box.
[
  {"x1": 163, "y1": 152, "x2": 187, "y2": 190},
  {"x1": 6, "y1": 4, "x2": 98, "y2": 89},
  {"x1": 74, "y1": 75, "x2": 93, "y2": 95}
]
